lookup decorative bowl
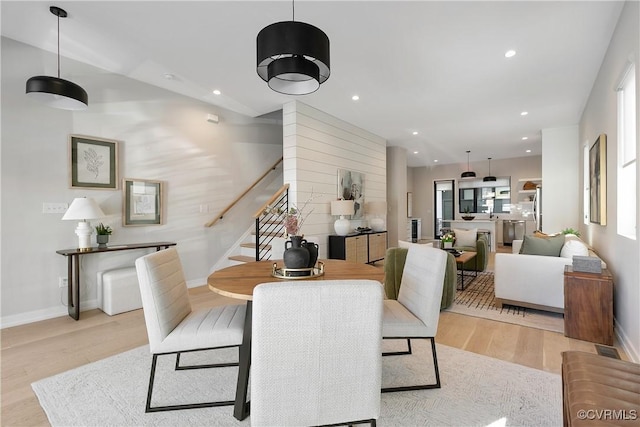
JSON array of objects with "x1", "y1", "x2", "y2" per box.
[{"x1": 461, "y1": 215, "x2": 475, "y2": 221}]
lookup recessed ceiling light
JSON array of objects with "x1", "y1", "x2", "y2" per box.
[
  {"x1": 522, "y1": 136, "x2": 528, "y2": 140},
  {"x1": 412, "y1": 131, "x2": 418, "y2": 135},
  {"x1": 526, "y1": 149, "x2": 531, "y2": 153},
  {"x1": 413, "y1": 151, "x2": 419, "y2": 154},
  {"x1": 164, "y1": 73, "x2": 176, "y2": 80},
  {"x1": 213, "y1": 89, "x2": 221, "y2": 95},
  {"x1": 521, "y1": 111, "x2": 528, "y2": 116},
  {"x1": 352, "y1": 95, "x2": 359, "y2": 101},
  {"x1": 434, "y1": 159, "x2": 439, "y2": 163},
  {"x1": 505, "y1": 50, "x2": 516, "y2": 58}
]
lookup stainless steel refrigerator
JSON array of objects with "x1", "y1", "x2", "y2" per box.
[{"x1": 533, "y1": 185, "x2": 542, "y2": 231}]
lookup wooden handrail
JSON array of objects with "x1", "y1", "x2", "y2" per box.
[
  {"x1": 253, "y1": 183, "x2": 290, "y2": 218},
  {"x1": 205, "y1": 157, "x2": 283, "y2": 227}
]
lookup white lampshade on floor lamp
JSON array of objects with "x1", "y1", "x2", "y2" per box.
[
  {"x1": 331, "y1": 200, "x2": 355, "y2": 236},
  {"x1": 62, "y1": 197, "x2": 105, "y2": 250},
  {"x1": 367, "y1": 201, "x2": 387, "y2": 232}
]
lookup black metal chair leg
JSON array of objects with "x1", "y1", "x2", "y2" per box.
[
  {"x1": 430, "y1": 337, "x2": 441, "y2": 388},
  {"x1": 145, "y1": 351, "x2": 237, "y2": 413},
  {"x1": 381, "y1": 337, "x2": 441, "y2": 393},
  {"x1": 382, "y1": 338, "x2": 412, "y2": 356},
  {"x1": 145, "y1": 354, "x2": 159, "y2": 413}
]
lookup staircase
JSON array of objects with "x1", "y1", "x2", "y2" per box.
[
  {"x1": 227, "y1": 226, "x2": 286, "y2": 265},
  {"x1": 226, "y1": 185, "x2": 289, "y2": 265}
]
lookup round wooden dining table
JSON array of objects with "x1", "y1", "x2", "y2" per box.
[
  {"x1": 207, "y1": 259, "x2": 385, "y2": 300},
  {"x1": 207, "y1": 259, "x2": 385, "y2": 421}
]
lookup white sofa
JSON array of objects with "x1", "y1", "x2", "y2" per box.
[{"x1": 494, "y1": 235, "x2": 605, "y2": 313}]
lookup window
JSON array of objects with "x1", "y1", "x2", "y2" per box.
[{"x1": 616, "y1": 63, "x2": 636, "y2": 239}]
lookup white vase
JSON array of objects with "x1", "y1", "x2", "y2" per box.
[{"x1": 443, "y1": 241, "x2": 453, "y2": 249}]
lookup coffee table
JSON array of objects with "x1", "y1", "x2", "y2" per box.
[
  {"x1": 207, "y1": 259, "x2": 384, "y2": 421},
  {"x1": 455, "y1": 251, "x2": 477, "y2": 290}
]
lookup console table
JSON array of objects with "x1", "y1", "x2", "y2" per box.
[
  {"x1": 56, "y1": 242, "x2": 176, "y2": 320},
  {"x1": 328, "y1": 231, "x2": 387, "y2": 264}
]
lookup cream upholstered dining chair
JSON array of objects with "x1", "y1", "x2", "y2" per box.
[
  {"x1": 135, "y1": 248, "x2": 246, "y2": 413},
  {"x1": 251, "y1": 280, "x2": 384, "y2": 427},
  {"x1": 382, "y1": 243, "x2": 447, "y2": 392}
]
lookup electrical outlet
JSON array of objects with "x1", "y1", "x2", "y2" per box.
[{"x1": 58, "y1": 277, "x2": 68, "y2": 288}]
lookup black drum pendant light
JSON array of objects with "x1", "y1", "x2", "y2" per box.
[
  {"x1": 461, "y1": 150, "x2": 476, "y2": 178},
  {"x1": 26, "y1": 6, "x2": 88, "y2": 110},
  {"x1": 483, "y1": 158, "x2": 497, "y2": 182},
  {"x1": 256, "y1": 0, "x2": 330, "y2": 95}
]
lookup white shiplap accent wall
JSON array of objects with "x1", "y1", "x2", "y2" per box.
[{"x1": 283, "y1": 101, "x2": 387, "y2": 258}]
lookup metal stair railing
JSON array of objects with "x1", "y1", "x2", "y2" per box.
[{"x1": 253, "y1": 184, "x2": 289, "y2": 261}]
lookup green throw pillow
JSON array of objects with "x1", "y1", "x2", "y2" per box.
[{"x1": 519, "y1": 234, "x2": 564, "y2": 257}]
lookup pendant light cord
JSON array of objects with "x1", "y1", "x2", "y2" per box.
[
  {"x1": 292, "y1": 0, "x2": 295, "y2": 21},
  {"x1": 56, "y1": 11, "x2": 60, "y2": 78}
]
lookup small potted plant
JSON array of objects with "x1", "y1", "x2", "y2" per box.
[
  {"x1": 462, "y1": 206, "x2": 475, "y2": 221},
  {"x1": 95, "y1": 223, "x2": 113, "y2": 248},
  {"x1": 561, "y1": 227, "x2": 581, "y2": 237},
  {"x1": 441, "y1": 232, "x2": 455, "y2": 249}
]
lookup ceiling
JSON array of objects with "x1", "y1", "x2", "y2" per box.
[{"x1": 1, "y1": 1, "x2": 624, "y2": 167}]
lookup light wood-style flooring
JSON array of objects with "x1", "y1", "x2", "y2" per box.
[{"x1": 1, "y1": 247, "x2": 628, "y2": 426}]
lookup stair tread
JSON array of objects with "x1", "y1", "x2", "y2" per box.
[
  {"x1": 252, "y1": 231, "x2": 286, "y2": 237},
  {"x1": 228, "y1": 255, "x2": 256, "y2": 262},
  {"x1": 240, "y1": 243, "x2": 272, "y2": 250}
]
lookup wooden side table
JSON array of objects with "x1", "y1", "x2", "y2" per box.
[{"x1": 563, "y1": 266, "x2": 613, "y2": 345}]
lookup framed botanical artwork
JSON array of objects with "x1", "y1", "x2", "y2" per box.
[
  {"x1": 69, "y1": 135, "x2": 118, "y2": 189},
  {"x1": 337, "y1": 169, "x2": 365, "y2": 219},
  {"x1": 589, "y1": 134, "x2": 607, "y2": 225},
  {"x1": 123, "y1": 179, "x2": 163, "y2": 226}
]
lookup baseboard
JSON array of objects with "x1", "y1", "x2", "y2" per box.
[
  {"x1": 2, "y1": 278, "x2": 208, "y2": 329},
  {"x1": 615, "y1": 318, "x2": 639, "y2": 363},
  {"x1": 1, "y1": 299, "x2": 99, "y2": 329}
]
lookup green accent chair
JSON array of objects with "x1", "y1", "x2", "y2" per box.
[
  {"x1": 453, "y1": 233, "x2": 489, "y2": 272},
  {"x1": 384, "y1": 247, "x2": 457, "y2": 310}
]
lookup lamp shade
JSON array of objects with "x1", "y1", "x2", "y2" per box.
[
  {"x1": 62, "y1": 197, "x2": 105, "y2": 220},
  {"x1": 461, "y1": 150, "x2": 476, "y2": 178},
  {"x1": 26, "y1": 76, "x2": 88, "y2": 110},
  {"x1": 257, "y1": 21, "x2": 330, "y2": 95},
  {"x1": 483, "y1": 157, "x2": 496, "y2": 181},
  {"x1": 25, "y1": 6, "x2": 88, "y2": 111},
  {"x1": 331, "y1": 200, "x2": 355, "y2": 216}
]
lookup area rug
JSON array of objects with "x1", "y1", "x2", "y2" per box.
[
  {"x1": 447, "y1": 271, "x2": 564, "y2": 333},
  {"x1": 32, "y1": 340, "x2": 562, "y2": 426}
]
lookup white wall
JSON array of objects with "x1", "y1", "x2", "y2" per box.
[
  {"x1": 541, "y1": 126, "x2": 580, "y2": 233},
  {"x1": 282, "y1": 101, "x2": 386, "y2": 258},
  {"x1": 387, "y1": 146, "x2": 408, "y2": 246},
  {"x1": 1, "y1": 38, "x2": 283, "y2": 326},
  {"x1": 578, "y1": 0, "x2": 639, "y2": 362}
]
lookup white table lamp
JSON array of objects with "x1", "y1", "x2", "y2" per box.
[
  {"x1": 62, "y1": 197, "x2": 105, "y2": 250},
  {"x1": 331, "y1": 200, "x2": 355, "y2": 236},
  {"x1": 367, "y1": 201, "x2": 387, "y2": 232}
]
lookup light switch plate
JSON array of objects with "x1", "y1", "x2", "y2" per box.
[{"x1": 43, "y1": 203, "x2": 68, "y2": 214}]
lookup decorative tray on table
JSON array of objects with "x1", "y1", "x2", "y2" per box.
[{"x1": 271, "y1": 261, "x2": 325, "y2": 279}]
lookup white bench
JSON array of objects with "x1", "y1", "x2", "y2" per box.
[{"x1": 97, "y1": 267, "x2": 142, "y2": 315}]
